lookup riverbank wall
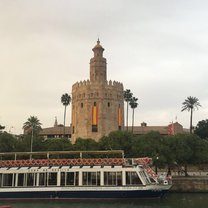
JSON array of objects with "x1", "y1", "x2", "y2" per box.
[{"x1": 170, "y1": 176, "x2": 208, "y2": 192}]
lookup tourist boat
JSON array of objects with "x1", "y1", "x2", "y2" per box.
[{"x1": 0, "y1": 150, "x2": 172, "y2": 200}]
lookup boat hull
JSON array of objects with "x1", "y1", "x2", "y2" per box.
[{"x1": 0, "y1": 188, "x2": 170, "y2": 200}]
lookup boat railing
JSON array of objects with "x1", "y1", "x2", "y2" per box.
[
  {"x1": 0, "y1": 158, "x2": 155, "y2": 169},
  {"x1": 0, "y1": 158, "x2": 126, "y2": 167},
  {"x1": 0, "y1": 150, "x2": 125, "y2": 160}
]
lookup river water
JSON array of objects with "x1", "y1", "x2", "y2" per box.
[{"x1": 0, "y1": 193, "x2": 208, "y2": 208}]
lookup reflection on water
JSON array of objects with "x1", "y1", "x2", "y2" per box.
[{"x1": 1, "y1": 193, "x2": 208, "y2": 208}]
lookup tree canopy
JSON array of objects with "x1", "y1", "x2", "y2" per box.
[
  {"x1": 194, "y1": 119, "x2": 208, "y2": 139},
  {"x1": 0, "y1": 125, "x2": 5, "y2": 133},
  {"x1": 23, "y1": 116, "x2": 42, "y2": 135}
]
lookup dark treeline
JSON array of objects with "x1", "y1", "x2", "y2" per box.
[{"x1": 1, "y1": 131, "x2": 208, "y2": 172}]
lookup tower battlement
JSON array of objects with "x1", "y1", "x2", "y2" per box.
[{"x1": 72, "y1": 80, "x2": 123, "y2": 90}]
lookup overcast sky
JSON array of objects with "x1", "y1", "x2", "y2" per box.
[{"x1": 1, "y1": 0, "x2": 208, "y2": 134}]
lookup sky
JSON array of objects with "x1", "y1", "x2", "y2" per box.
[{"x1": 1, "y1": 0, "x2": 208, "y2": 134}]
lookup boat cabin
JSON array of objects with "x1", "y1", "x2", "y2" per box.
[{"x1": 0, "y1": 165, "x2": 151, "y2": 188}]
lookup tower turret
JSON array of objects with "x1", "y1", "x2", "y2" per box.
[{"x1": 90, "y1": 39, "x2": 107, "y2": 82}]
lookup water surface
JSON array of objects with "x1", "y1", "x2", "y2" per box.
[{"x1": 1, "y1": 193, "x2": 208, "y2": 208}]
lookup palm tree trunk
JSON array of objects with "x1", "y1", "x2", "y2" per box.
[
  {"x1": 63, "y1": 105, "x2": 66, "y2": 137},
  {"x1": 190, "y1": 108, "x2": 193, "y2": 133},
  {"x1": 126, "y1": 101, "x2": 129, "y2": 131},
  {"x1": 132, "y1": 108, "x2": 134, "y2": 133}
]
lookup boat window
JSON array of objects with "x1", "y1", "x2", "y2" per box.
[
  {"x1": 27, "y1": 173, "x2": 36, "y2": 186},
  {"x1": 39, "y1": 173, "x2": 47, "y2": 186},
  {"x1": 48, "y1": 172, "x2": 57, "y2": 186},
  {"x1": 104, "y1": 172, "x2": 122, "y2": 186},
  {"x1": 126, "y1": 171, "x2": 142, "y2": 185},
  {"x1": 2, "y1": 174, "x2": 13, "y2": 187},
  {"x1": 82, "y1": 172, "x2": 100, "y2": 186},
  {"x1": 18, "y1": 173, "x2": 25, "y2": 187},
  {"x1": 61, "y1": 172, "x2": 79, "y2": 186},
  {"x1": 0, "y1": 174, "x2": 2, "y2": 187},
  {"x1": 66, "y1": 172, "x2": 75, "y2": 185}
]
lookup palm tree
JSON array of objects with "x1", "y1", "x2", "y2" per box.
[
  {"x1": 129, "y1": 97, "x2": 138, "y2": 133},
  {"x1": 61, "y1": 93, "x2": 71, "y2": 137},
  {"x1": 23, "y1": 116, "x2": 42, "y2": 135},
  {"x1": 23, "y1": 116, "x2": 42, "y2": 154},
  {"x1": 124, "y1": 89, "x2": 133, "y2": 131},
  {"x1": 181, "y1": 96, "x2": 201, "y2": 133}
]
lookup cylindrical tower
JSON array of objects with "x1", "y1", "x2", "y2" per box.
[{"x1": 71, "y1": 40, "x2": 124, "y2": 143}]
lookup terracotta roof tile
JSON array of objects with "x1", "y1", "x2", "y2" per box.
[{"x1": 39, "y1": 126, "x2": 71, "y2": 135}]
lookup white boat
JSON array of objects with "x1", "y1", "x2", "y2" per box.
[{"x1": 0, "y1": 151, "x2": 172, "y2": 200}]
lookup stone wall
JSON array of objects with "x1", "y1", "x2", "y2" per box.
[{"x1": 171, "y1": 177, "x2": 208, "y2": 192}]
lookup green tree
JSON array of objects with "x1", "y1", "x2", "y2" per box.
[
  {"x1": 194, "y1": 139, "x2": 208, "y2": 164},
  {"x1": 181, "y1": 96, "x2": 201, "y2": 133},
  {"x1": 16, "y1": 134, "x2": 45, "y2": 152},
  {"x1": 169, "y1": 134, "x2": 197, "y2": 176},
  {"x1": 74, "y1": 138, "x2": 99, "y2": 151},
  {"x1": 99, "y1": 131, "x2": 133, "y2": 157},
  {"x1": 131, "y1": 131, "x2": 162, "y2": 158},
  {"x1": 61, "y1": 93, "x2": 71, "y2": 137},
  {"x1": 16, "y1": 135, "x2": 31, "y2": 152},
  {"x1": 129, "y1": 97, "x2": 138, "y2": 133},
  {"x1": 0, "y1": 132, "x2": 17, "y2": 152},
  {"x1": 44, "y1": 138, "x2": 73, "y2": 152},
  {"x1": 23, "y1": 116, "x2": 42, "y2": 135},
  {"x1": 158, "y1": 136, "x2": 177, "y2": 174},
  {"x1": 0, "y1": 124, "x2": 5, "y2": 133},
  {"x1": 194, "y1": 119, "x2": 208, "y2": 139},
  {"x1": 124, "y1": 89, "x2": 133, "y2": 131}
]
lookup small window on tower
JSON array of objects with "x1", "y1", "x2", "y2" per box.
[
  {"x1": 108, "y1": 102, "x2": 110, "y2": 107},
  {"x1": 92, "y1": 125, "x2": 98, "y2": 132},
  {"x1": 81, "y1": 103, "x2": 83, "y2": 108},
  {"x1": 94, "y1": 102, "x2": 96, "y2": 106}
]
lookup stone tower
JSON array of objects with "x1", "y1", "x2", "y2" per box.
[{"x1": 71, "y1": 40, "x2": 124, "y2": 143}]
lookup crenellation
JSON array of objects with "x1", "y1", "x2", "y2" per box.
[{"x1": 73, "y1": 79, "x2": 123, "y2": 93}]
